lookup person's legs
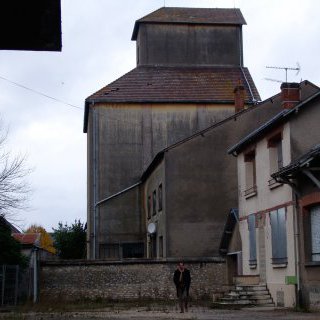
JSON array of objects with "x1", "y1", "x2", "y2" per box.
[
  {"x1": 184, "y1": 294, "x2": 188, "y2": 312},
  {"x1": 177, "y1": 288, "x2": 184, "y2": 313}
]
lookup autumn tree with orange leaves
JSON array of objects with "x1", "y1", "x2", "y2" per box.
[{"x1": 25, "y1": 224, "x2": 56, "y2": 254}]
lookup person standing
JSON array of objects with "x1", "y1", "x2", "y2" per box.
[{"x1": 173, "y1": 261, "x2": 191, "y2": 313}]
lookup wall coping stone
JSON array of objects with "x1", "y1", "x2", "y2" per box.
[{"x1": 41, "y1": 257, "x2": 225, "y2": 267}]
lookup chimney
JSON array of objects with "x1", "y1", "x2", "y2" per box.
[
  {"x1": 280, "y1": 82, "x2": 300, "y2": 109},
  {"x1": 234, "y1": 83, "x2": 245, "y2": 113}
]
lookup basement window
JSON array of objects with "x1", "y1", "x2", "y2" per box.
[{"x1": 122, "y1": 242, "x2": 144, "y2": 259}]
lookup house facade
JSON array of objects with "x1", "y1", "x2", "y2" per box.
[
  {"x1": 137, "y1": 82, "x2": 318, "y2": 260},
  {"x1": 228, "y1": 83, "x2": 320, "y2": 308},
  {"x1": 84, "y1": 7, "x2": 260, "y2": 259}
]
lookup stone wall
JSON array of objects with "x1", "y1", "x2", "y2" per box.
[{"x1": 40, "y1": 259, "x2": 226, "y2": 302}]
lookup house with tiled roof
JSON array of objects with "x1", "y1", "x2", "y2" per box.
[
  {"x1": 12, "y1": 232, "x2": 56, "y2": 261},
  {"x1": 84, "y1": 6, "x2": 262, "y2": 260},
  {"x1": 228, "y1": 83, "x2": 320, "y2": 308}
]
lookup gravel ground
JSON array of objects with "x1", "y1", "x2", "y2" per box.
[{"x1": 1, "y1": 306, "x2": 320, "y2": 320}]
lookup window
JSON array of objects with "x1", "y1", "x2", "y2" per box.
[
  {"x1": 244, "y1": 149, "x2": 257, "y2": 198},
  {"x1": 270, "y1": 208, "x2": 287, "y2": 265},
  {"x1": 159, "y1": 236, "x2": 164, "y2": 258},
  {"x1": 152, "y1": 190, "x2": 156, "y2": 216},
  {"x1": 99, "y1": 244, "x2": 119, "y2": 260},
  {"x1": 158, "y1": 184, "x2": 163, "y2": 211},
  {"x1": 311, "y1": 205, "x2": 320, "y2": 262},
  {"x1": 147, "y1": 196, "x2": 151, "y2": 219},
  {"x1": 122, "y1": 242, "x2": 144, "y2": 259},
  {"x1": 248, "y1": 214, "x2": 257, "y2": 267},
  {"x1": 268, "y1": 132, "x2": 283, "y2": 186}
]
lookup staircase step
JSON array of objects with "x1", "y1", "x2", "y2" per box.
[
  {"x1": 236, "y1": 285, "x2": 267, "y2": 291},
  {"x1": 214, "y1": 283, "x2": 275, "y2": 309}
]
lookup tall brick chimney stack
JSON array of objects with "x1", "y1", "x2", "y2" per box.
[
  {"x1": 234, "y1": 83, "x2": 245, "y2": 113},
  {"x1": 281, "y1": 82, "x2": 300, "y2": 109}
]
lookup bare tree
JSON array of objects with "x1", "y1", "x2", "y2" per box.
[{"x1": 0, "y1": 128, "x2": 32, "y2": 219}]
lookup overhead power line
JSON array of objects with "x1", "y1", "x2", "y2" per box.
[{"x1": 0, "y1": 75, "x2": 83, "y2": 110}]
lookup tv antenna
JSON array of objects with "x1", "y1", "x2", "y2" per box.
[{"x1": 265, "y1": 63, "x2": 300, "y2": 82}]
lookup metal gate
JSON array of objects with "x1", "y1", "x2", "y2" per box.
[{"x1": 0, "y1": 265, "x2": 31, "y2": 306}]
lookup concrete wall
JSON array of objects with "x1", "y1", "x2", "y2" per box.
[
  {"x1": 143, "y1": 161, "x2": 167, "y2": 258},
  {"x1": 40, "y1": 260, "x2": 226, "y2": 302},
  {"x1": 162, "y1": 94, "x2": 288, "y2": 258},
  {"x1": 290, "y1": 94, "x2": 320, "y2": 161},
  {"x1": 98, "y1": 185, "x2": 144, "y2": 253},
  {"x1": 87, "y1": 103, "x2": 235, "y2": 258},
  {"x1": 137, "y1": 23, "x2": 243, "y2": 66}
]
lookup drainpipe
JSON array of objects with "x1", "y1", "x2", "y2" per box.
[
  {"x1": 293, "y1": 191, "x2": 301, "y2": 309},
  {"x1": 33, "y1": 247, "x2": 38, "y2": 303},
  {"x1": 275, "y1": 176, "x2": 301, "y2": 308},
  {"x1": 92, "y1": 105, "x2": 99, "y2": 260}
]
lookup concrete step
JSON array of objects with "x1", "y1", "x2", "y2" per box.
[
  {"x1": 235, "y1": 285, "x2": 268, "y2": 291},
  {"x1": 214, "y1": 283, "x2": 275, "y2": 309}
]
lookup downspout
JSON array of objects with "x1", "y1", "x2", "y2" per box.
[
  {"x1": 33, "y1": 247, "x2": 38, "y2": 303},
  {"x1": 293, "y1": 190, "x2": 301, "y2": 309},
  {"x1": 275, "y1": 176, "x2": 301, "y2": 308},
  {"x1": 92, "y1": 105, "x2": 99, "y2": 260}
]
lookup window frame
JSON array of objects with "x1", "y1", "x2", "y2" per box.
[
  {"x1": 147, "y1": 195, "x2": 151, "y2": 219},
  {"x1": 158, "y1": 183, "x2": 163, "y2": 212},
  {"x1": 152, "y1": 190, "x2": 156, "y2": 216},
  {"x1": 244, "y1": 149, "x2": 257, "y2": 198},
  {"x1": 268, "y1": 131, "x2": 284, "y2": 187}
]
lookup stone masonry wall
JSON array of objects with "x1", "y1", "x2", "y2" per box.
[{"x1": 40, "y1": 259, "x2": 226, "y2": 302}]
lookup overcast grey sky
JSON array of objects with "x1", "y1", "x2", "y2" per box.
[{"x1": 0, "y1": 0, "x2": 319, "y2": 231}]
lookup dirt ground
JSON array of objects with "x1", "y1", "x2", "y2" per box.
[{"x1": 1, "y1": 305, "x2": 320, "y2": 320}]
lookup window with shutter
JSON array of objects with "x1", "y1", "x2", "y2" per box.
[
  {"x1": 270, "y1": 207, "x2": 287, "y2": 265},
  {"x1": 248, "y1": 214, "x2": 257, "y2": 267},
  {"x1": 311, "y1": 205, "x2": 320, "y2": 262}
]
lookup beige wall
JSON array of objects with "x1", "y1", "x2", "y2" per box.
[{"x1": 238, "y1": 122, "x2": 297, "y2": 307}]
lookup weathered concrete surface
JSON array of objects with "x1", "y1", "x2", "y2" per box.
[{"x1": 1, "y1": 307, "x2": 320, "y2": 320}]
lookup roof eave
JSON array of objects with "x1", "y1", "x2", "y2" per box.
[
  {"x1": 83, "y1": 99, "x2": 256, "y2": 134},
  {"x1": 132, "y1": 20, "x2": 246, "y2": 41}
]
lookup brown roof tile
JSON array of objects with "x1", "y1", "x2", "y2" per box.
[
  {"x1": 86, "y1": 66, "x2": 260, "y2": 104},
  {"x1": 12, "y1": 233, "x2": 40, "y2": 246},
  {"x1": 132, "y1": 7, "x2": 246, "y2": 40}
]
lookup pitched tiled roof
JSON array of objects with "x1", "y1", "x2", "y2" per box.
[
  {"x1": 86, "y1": 66, "x2": 260, "y2": 104},
  {"x1": 132, "y1": 7, "x2": 246, "y2": 40},
  {"x1": 228, "y1": 88, "x2": 320, "y2": 156},
  {"x1": 12, "y1": 233, "x2": 40, "y2": 246}
]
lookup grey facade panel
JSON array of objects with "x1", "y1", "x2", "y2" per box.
[{"x1": 137, "y1": 24, "x2": 242, "y2": 67}]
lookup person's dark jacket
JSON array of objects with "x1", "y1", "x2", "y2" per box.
[{"x1": 173, "y1": 268, "x2": 191, "y2": 296}]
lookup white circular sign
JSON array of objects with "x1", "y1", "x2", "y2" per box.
[{"x1": 147, "y1": 222, "x2": 156, "y2": 234}]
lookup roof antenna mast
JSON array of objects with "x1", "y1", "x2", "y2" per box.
[{"x1": 265, "y1": 63, "x2": 300, "y2": 83}]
